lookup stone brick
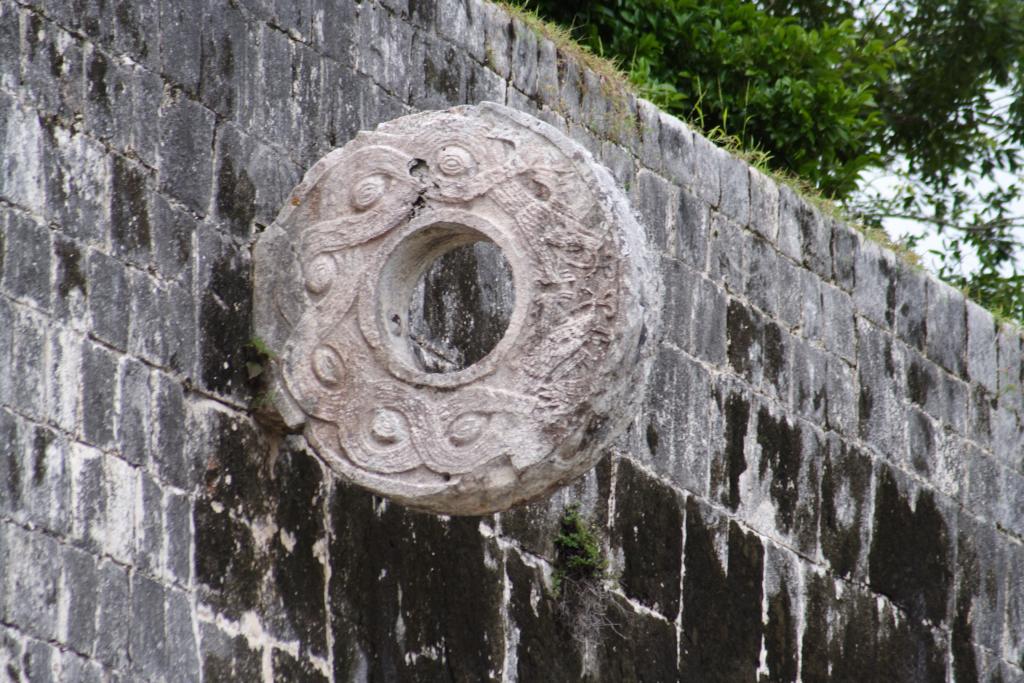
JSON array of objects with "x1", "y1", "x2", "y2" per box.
[
  {"x1": 0, "y1": 97, "x2": 47, "y2": 217},
  {"x1": 967, "y1": 300, "x2": 998, "y2": 393},
  {"x1": 95, "y1": 559, "x2": 131, "y2": 669},
  {"x1": 482, "y1": 1, "x2": 513, "y2": 80},
  {"x1": 200, "y1": 623, "x2": 263, "y2": 682},
  {"x1": 535, "y1": 34, "x2": 561, "y2": 108},
  {"x1": 868, "y1": 465, "x2": 954, "y2": 626},
  {"x1": 61, "y1": 544, "x2": 99, "y2": 655},
  {"x1": 631, "y1": 169, "x2": 673, "y2": 252},
  {"x1": 52, "y1": 235, "x2": 88, "y2": 325},
  {"x1": 81, "y1": 341, "x2": 118, "y2": 448},
  {"x1": 197, "y1": 226, "x2": 253, "y2": 400},
  {"x1": 165, "y1": 491, "x2": 192, "y2": 584},
  {"x1": 820, "y1": 283, "x2": 856, "y2": 364},
  {"x1": 776, "y1": 185, "x2": 803, "y2": 262},
  {"x1": 509, "y1": 17, "x2": 538, "y2": 98},
  {"x1": 110, "y1": 155, "x2": 153, "y2": 265},
  {"x1": 118, "y1": 356, "x2": 152, "y2": 466},
  {"x1": 894, "y1": 261, "x2": 928, "y2": 351},
  {"x1": 825, "y1": 356, "x2": 856, "y2": 436},
  {"x1": 792, "y1": 339, "x2": 827, "y2": 424},
  {"x1": 2, "y1": 212, "x2": 51, "y2": 310},
  {"x1": 926, "y1": 279, "x2": 967, "y2": 378},
  {"x1": 21, "y1": 426, "x2": 70, "y2": 535},
  {"x1": 613, "y1": 459, "x2": 682, "y2": 619},
  {"x1": 87, "y1": 250, "x2": 130, "y2": 350},
  {"x1": 137, "y1": 473, "x2": 164, "y2": 574},
  {"x1": 689, "y1": 132, "x2": 722, "y2": 208},
  {"x1": 166, "y1": 588, "x2": 200, "y2": 683},
  {"x1": 726, "y1": 297, "x2": 765, "y2": 386},
  {"x1": 635, "y1": 98, "x2": 663, "y2": 173},
  {"x1": 0, "y1": 410, "x2": 19, "y2": 518},
  {"x1": 159, "y1": 0, "x2": 203, "y2": 93},
  {"x1": 69, "y1": 442, "x2": 104, "y2": 549},
  {"x1": 831, "y1": 220, "x2": 858, "y2": 292},
  {"x1": 19, "y1": 11, "x2": 86, "y2": 122},
  {"x1": 854, "y1": 238, "x2": 897, "y2": 329},
  {"x1": 680, "y1": 499, "x2": 764, "y2": 681},
  {"x1": 638, "y1": 348, "x2": 712, "y2": 497},
  {"x1": 675, "y1": 186, "x2": 709, "y2": 270},
  {"x1": 691, "y1": 276, "x2": 728, "y2": 366},
  {"x1": 153, "y1": 373, "x2": 189, "y2": 488},
  {"x1": 659, "y1": 113, "x2": 693, "y2": 189},
  {"x1": 158, "y1": 90, "x2": 215, "y2": 214},
  {"x1": 10, "y1": 306, "x2": 47, "y2": 421},
  {"x1": 0, "y1": 4, "x2": 20, "y2": 93},
  {"x1": 996, "y1": 323, "x2": 1023, "y2": 413},
  {"x1": 820, "y1": 436, "x2": 872, "y2": 580},
  {"x1": 59, "y1": 651, "x2": 103, "y2": 683},
  {"x1": 149, "y1": 191, "x2": 195, "y2": 284},
  {"x1": 599, "y1": 141, "x2": 635, "y2": 192},
  {"x1": 195, "y1": 2, "x2": 254, "y2": 118},
  {"x1": 718, "y1": 153, "x2": 750, "y2": 226},
  {"x1": 354, "y1": 3, "x2": 418, "y2": 103},
  {"x1": 43, "y1": 124, "x2": 112, "y2": 245},
  {"x1": 708, "y1": 213, "x2": 746, "y2": 295},
  {"x1": 131, "y1": 573, "x2": 168, "y2": 678},
  {"x1": 744, "y1": 234, "x2": 779, "y2": 318},
  {"x1": 0, "y1": 299, "x2": 11, "y2": 408},
  {"x1": 3, "y1": 525, "x2": 61, "y2": 641},
  {"x1": 128, "y1": 270, "x2": 195, "y2": 374},
  {"x1": 856, "y1": 318, "x2": 905, "y2": 458},
  {"x1": 101, "y1": 454, "x2": 139, "y2": 564},
  {"x1": 748, "y1": 167, "x2": 779, "y2": 242},
  {"x1": 1002, "y1": 540, "x2": 1024, "y2": 666},
  {"x1": 775, "y1": 256, "x2": 804, "y2": 331}
]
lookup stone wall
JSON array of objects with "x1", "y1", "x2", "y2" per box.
[{"x1": 1, "y1": 0, "x2": 1022, "y2": 680}]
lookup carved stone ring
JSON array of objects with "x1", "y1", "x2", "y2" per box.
[{"x1": 254, "y1": 103, "x2": 658, "y2": 514}]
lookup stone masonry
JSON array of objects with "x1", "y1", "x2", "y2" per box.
[{"x1": 1, "y1": 0, "x2": 1023, "y2": 680}]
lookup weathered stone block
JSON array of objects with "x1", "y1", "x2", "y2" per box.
[
  {"x1": 158, "y1": 90, "x2": 215, "y2": 214},
  {"x1": 87, "y1": 250, "x2": 130, "y2": 350},
  {"x1": 158, "y1": 0, "x2": 203, "y2": 93},
  {"x1": 131, "y1": 573, "x2": 168, "y2": 678},
  {"x1": 19, "y1": 11, "x2": 86, "y2": 121},
  {"x1": 95, "y1": 559, "x2": 131, "y2": 669},
  {"x1": 689, "y1": 132, "x2": 722, "y2": 208},
  {"x1": 631, "y1": 168, "x2": 673, "y2": 252},
  {"x1": 820, "y1": 436, "x2": 872, "y2": 580},
  {"x1": 856, "y1": 318, "x2": 905, "y2": 458},
  {"x1": 868, "y1": 465, "x2": 954, "y2": 626},
  {"x1": 820, "y1": 283, "x2": 856, "y2": 364},
  {"x1": 718, "y1": 153, "x2": 750, "y2": 226},
  {"x1": 854, "y1": 238, "x2": 896, "y2": 329},
  {"x1": 613, "y1": 458, "x2": 682, "y2": 619},
  {"x1": 3, "y1": 525, "x2": 61, "y2": 641},
  {"x1": 776, "y1": 184, "x2": 803, "y2": 262},
  {"x1": 744, "y1": 233, "x2": 779, "y2": 318},
  {"x1": 680, "y1": 498, "x2": 764, "y2": 681},
  {"x1": 61, "y1": 544, "x2": 99, "y2": 655},
  {"x1": 52, "y1": 235, "x2": 88, "y2": 325},
  {"x1": 166, "y1": 588, "x2": 200, "y2": 683},
  {"x1": 81, "y1": 341, "x2": 118, "y2": 448},
  {"x1": 708, "y1": 212, "x2": 746, "y2": 295},
  {"x1": 967, "y1": 300, "x2": 998, "y2": 393},
  {"x1": 926, "y1": 279, "x2": 967, "y2": 378},
  {"x1": 2, "y1": 211, "x2": 51, "y2": 310},
  {"x1": 10, "y1": 306, "x2": 47, "y2": 421},
  {"x1": 675, "y1": 186, "x2": 709, "y2": 270},
  {"x1": 748, "y1": 167, "x2": 779, "y2": 243},
  {"x1": 830, "y1": 220, "x2": 858, "y2": 292}
]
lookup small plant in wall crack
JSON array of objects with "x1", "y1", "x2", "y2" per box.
[
  {"x1": 246, "y1": 337, "x2": 284, "y2": 428},
  {"x1": 552, "y1": 504, "x2": 620, "y2": 659}
]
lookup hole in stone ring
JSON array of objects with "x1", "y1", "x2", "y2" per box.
[
  {"x1": 376, "y1": 220, "x2": 517, "y2": 376},
  {"x1": 407, "y1": 238, "x2": 514, "y2": 373}
]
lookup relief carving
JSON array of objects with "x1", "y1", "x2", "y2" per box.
[{"x1": 254, "y1": 103, "x2": 659, "y2": 514}]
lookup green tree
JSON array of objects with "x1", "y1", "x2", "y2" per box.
[{"x1": 523, "y1": 0, "x2": 1024, "y2": 322}]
